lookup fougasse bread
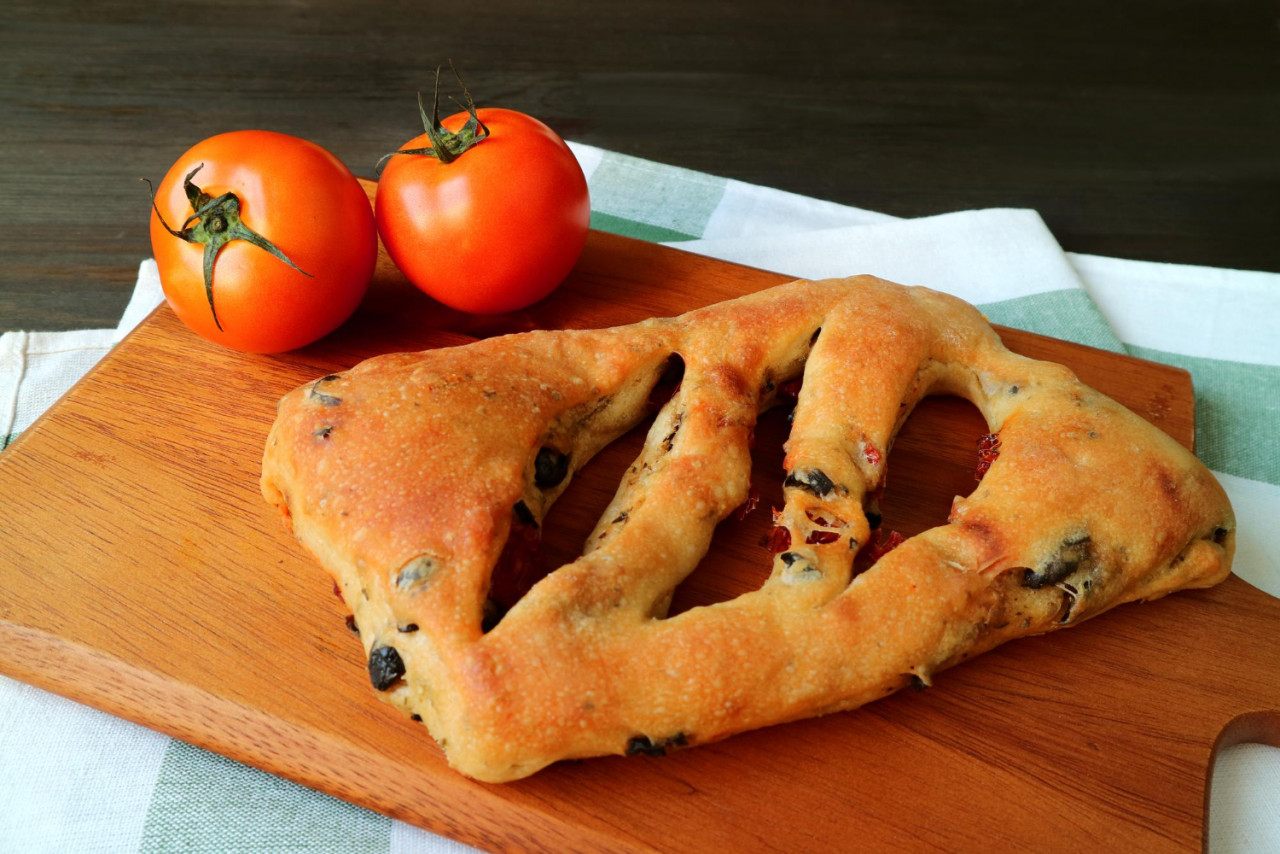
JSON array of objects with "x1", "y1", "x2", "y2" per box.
[{"x1": 261, "y1": 275, "x2": 1235, "y2": 782}]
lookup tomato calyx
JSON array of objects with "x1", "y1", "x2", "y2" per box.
[
  {"x1": 376, "y1": 62, "x2": 489, "y2": 172},
  {"x1": 146, "y1": 164, "x2": 312, "y2": 330}
]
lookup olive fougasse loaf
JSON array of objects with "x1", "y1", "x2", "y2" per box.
[{"x1": 260, "y1": 276, "x2": 1235, "y2": 783}]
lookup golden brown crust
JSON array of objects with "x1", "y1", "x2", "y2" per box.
[{"x1": 261, "y1": 276, "x2": 1234, "y2": 782}]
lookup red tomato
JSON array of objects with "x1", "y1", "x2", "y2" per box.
[
  {"x1": 375, "y1": 108, "x2": 590, "y2": 314},
  {"x1": 149, "y1": 131, "x2": 377, "y2": 353}
]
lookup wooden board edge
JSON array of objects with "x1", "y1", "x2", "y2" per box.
[
  {"x1": 1203, "y1": 708, "x2": 1280, "y2": 852},
  {"x1": 0, "y1": 620, "x2": 652, "y2": 854},
  {"x1": 0, "y1": 309, "x2": 161, "y2": 463}
]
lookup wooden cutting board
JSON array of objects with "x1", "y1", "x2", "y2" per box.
[{"x1": 1, "y1": 214, "x2": 1276, "y2": 853}]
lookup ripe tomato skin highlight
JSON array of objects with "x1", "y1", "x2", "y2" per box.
[
  {"x1": 375, "y1": 108, "x2": 590, "y2": 314},
  {"x1": 150, "y1": 131, "x2": 377, "y2": 353}
]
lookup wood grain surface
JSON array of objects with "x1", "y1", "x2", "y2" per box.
[
  {"x1": 2, "y1": 0, "x2": 1279, "y2": 332},
  {"x1": 0, "y1": 229, "x2": 1276, "y2": 852}
]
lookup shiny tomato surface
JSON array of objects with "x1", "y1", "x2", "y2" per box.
[
  {"x1": 150, "y1": 130, "x2": 377, "y2": 353},
  {"x1": 375, "y1": 108, "x2": 590, "y2": 314}
]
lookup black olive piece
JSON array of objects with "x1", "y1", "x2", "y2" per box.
[
  {"x1": 786, "y1": 408, "x2": 796, "y2": 425},
  {"x1": 513, "y1": 500, "x2": 537, "y2": 527},
  {"x1": 909, "y1": 674, "x2": 929, "y2": 692},
  {"x1": 534, "y1": 447, "x2": 570, "y2": 488},
  {"x1": 1058, "y1": 582, "x2": 1080, "y2": 623},
  {"x1": 865, "y1": 510, "x2": 882, "y2": 530},
  {"x1": 396, "y1": 556, "x2": 436, "y2": 591},
  {"x1": 411, "y1": 714, "x2": 423, "y2": 722},
  {"x1": 1023, "y1": 534, "x2": 1092, "y2": 589},
  {"x1": 345, "y1": 614, "x2": 358, "y2": 634},
  {"x1": 583, "y1": 395, "x2": 612, "y2": 420},
  {"x1": 368, "y1": 645, "x2": 405, "y2": 691},
  {"x1": 1009, "y1": 385, "x2": 1019, "y2": 395},
  {"x1": 661, "y1": 415, "x2": 682, "y2": 452},
  {"x1": 397, "y1": 623, "x2": 419, "y2": 633},
  {"x1": 664, "y1": 732, "x2": 689, "y2": 749},
  {"x1": 762, "y1": 376, "x2": 776, "y2": 394},
  {"x1": 309, "y1": 376, "x2": 343, "y2": 407},
  {"x1": 612, "y1": 511, "x2": 629, "y2": 524},
  {"x1": 783, "y1": 468, "x2": 835, "y2": 498},
  {"x1": 779, "y1": 551, "x2": 802, "y2": 568},
  {"x1": 1213, "y1": 527, "x2": 1230, "y2": 545},
  {"x1": 310, "y1": 390, "x2": 342, "y2": 407},
  {"x1": 626, "y1": 735, "x2": 667, "y2": 757},
  {"x1": 312, "y1": 425, "x2": 333, "y2": 439},
  {"x1": 1024, "y1": 561, "x2": 1071, "y2": 590}
]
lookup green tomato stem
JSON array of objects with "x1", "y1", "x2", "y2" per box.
[
  {"x1": 375, "y1": 60, "x2": 490, "y2": 174},
  {"x1": 147, "y1": 164, "x2": 312, "y2": 331}
]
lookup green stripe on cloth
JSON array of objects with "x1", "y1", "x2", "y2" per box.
[
  {"x1": 1, "y1": 433, "x2": 13, "y2": 450},
  {"x1": 978, "y1": 289, "x2": 1125, "y2": 353},
  {"x1": 1127, "y1": 346, "x2": 1280, "y2": 486},
  {"x1": 140, "y1": 740, "x2": 388, "y2": 853},
  {"x1": 589, "y1": 211, "x2": 698, "y2": 242},
  {"x1": 586, "y1": 151, "x2": 727, "y2": 241}
]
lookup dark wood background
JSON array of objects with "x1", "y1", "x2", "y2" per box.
[{"x1": 2, "y1": 0, "x2": 1277, "y2": 333}]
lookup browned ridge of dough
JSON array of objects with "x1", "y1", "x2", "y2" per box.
[{"x1": 261, "y1": 276, "x2": 1234, "y2": 782}]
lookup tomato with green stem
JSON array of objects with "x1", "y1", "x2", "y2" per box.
[
  {"x1": 148, "y1": 130, "x2": 377, "y2": 353},
  {"x1": 375, "y1": 67, "x2": 590, "y2": 314}
]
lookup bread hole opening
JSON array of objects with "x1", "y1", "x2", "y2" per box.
[
  {"x1": 485, "y1": 422, "x2": 659, "y2": 630},
  {"x1": 659, "y1": 392, "x2": 992, "y2": 615},
  {"x1": 868, "y1": 394, "x2": 992, "y2": 547},
  {"x1": 665, "y1": 403, "x2": 791, "y2": 617},
  {"x1": 538, "y1": 417, "x2": 658, "y2": 575},
  {"x1": 485, "y1": 354, "x2": 685, "y2": 630},
  {"x1": 648, "y1": 352, "x2": 685, "y2": 408}
]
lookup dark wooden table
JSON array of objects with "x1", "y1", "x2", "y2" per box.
[{"x1": 3, "y1": 0, "x2": 1278, "y2": 333}]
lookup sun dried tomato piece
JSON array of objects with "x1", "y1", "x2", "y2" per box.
[
  {"x1": 778, "y1": 378, "x2": 803, "y2": 401},
  {"x1": 804, "y1": 509, "x2": 849, "y2": 529},
  {"x1": 854, "y1": 529, "x2": 907, "y2": 576},
  {"x1": 975, "y1": 432, "x2": 1002, "y2": 481},
  {"x1": 805, "y1": 530, "x2": 840, "y2": 545},
  {"x1": 762, "y1": 525, "x2": 792, "y2": 553},
  {"x1": 732, "y1": 485, "x2": 760, "y2": 521},
  {"x1": 868, "y1": 529, "x2": 906, "y2": 563}
]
